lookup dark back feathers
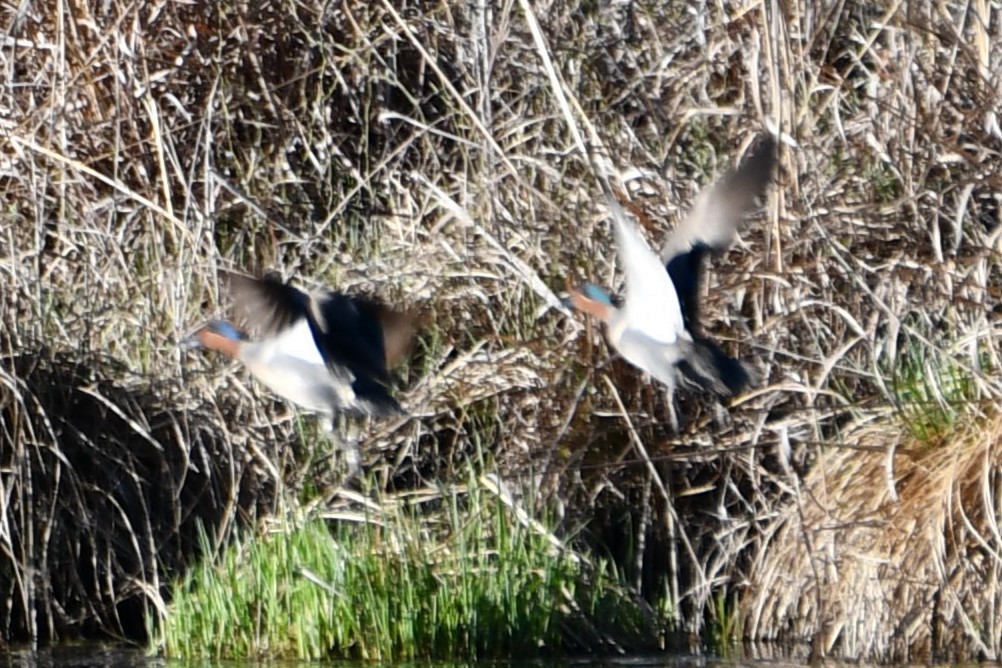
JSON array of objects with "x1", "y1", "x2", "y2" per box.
[{"x1": 220, "y1": 269, "x2": 412, "y2": 415}]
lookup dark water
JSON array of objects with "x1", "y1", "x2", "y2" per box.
[
  {"x1": 0, "y1": 645, "x2": 820, "y2": 668},
  {"x1": 0, "y1": 645, "x2": 161, "y2": 668}
]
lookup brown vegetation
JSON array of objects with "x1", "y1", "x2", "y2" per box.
[
  {"x1": 1, "y1": 0, "x2": 1000, "y2": 660},
  {"x1": 742, "y1": 415, "x2": 1002, "y2": 662}
]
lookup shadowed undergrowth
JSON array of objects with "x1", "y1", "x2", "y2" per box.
[
  {"x1": 2, "y1": 0, "x2": 1002, "y2": 661},
  {"x1": 0, "y1": 347, "x2": 278, "y2": 640}
]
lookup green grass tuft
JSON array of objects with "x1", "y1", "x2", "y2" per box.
[
  {"x1": 157, "y1": 472, "x2": 654, "y2": 660},
  {"x1": 891, "y1": 342, "x2": 977, "y2": 442}
]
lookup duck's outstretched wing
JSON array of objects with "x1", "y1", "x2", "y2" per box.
[
  {"x1": 310, "y1": 292, "x2": 412, "y2": 417},
  {"x1": 661, "y1": 133, "x2": 778, "y2": 330},
  {"x1": 222, "y1": 270, "x2": 310, "y2": 336},
  {"x1": 610, "y1": 201, "x2": 686, "y2": 345},
  {"x1": 309, "y1": 291, "x2": 406, "y2": 383}
]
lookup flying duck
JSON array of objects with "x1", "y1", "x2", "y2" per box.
[
  {"x1": 567, "y1": 133, "x2": 777, "y2": 425},
  {"x1": 182, "y1": 271, "x2": 412, "y2": 430}
]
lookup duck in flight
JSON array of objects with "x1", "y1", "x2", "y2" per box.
[
  {"x1": 182, "y1": 271, "x2": 412, "y2": 435},
  {"x1": 567, "y1": 133, "x2": 778, "y2": 426}
]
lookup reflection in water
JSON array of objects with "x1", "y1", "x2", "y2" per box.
[
  {"x1": 1, "y1": 644, "x2": 160, "y2": 668},
  {"x1": 0, "y1": 643, "x2": 823, "y2": 668}
]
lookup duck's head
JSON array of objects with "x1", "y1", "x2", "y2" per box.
[
  {"x1": 563, "y1": 281, "x2": 617, "y2": 322},
  {"x1": 180, "y1": 320, "x2": 247, "y2": 358}
]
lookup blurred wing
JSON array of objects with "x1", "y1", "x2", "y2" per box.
[
  {"x1": 665, "y1": 243, "x2": 709, "y2": 333},
  {"x1": 221, "y1": 270, "x2": 310, "y2": 337},
  {"x1": 370, "y1": 304, "x2": 415, "y2": 370},
  {"x1": 611, "y1": 203, "x2": 685, "y2": 344},
  {"x1": 310, "y1": 291, "x2": 410, "y2": 385},
  {"x1": 223, "y1": 269, "x2": 392, "y2": 376},
  {"x1": 661, "y1": 132, "x2": 777, "y2": 262},
  {"x1": 312, "y1": 291, "x2": 408, "y2": 416}
]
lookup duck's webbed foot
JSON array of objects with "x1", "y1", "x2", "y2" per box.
[
  {"x1": 326, "y1": 418, "x2": 362, "y2": 480},
  {"x1": 657, "y1": 376, "x2": 681, "y2": 433}
]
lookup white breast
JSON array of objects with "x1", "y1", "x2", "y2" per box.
[{"x1": 238, "y1": 318, "x2": 355, "y2": 415}]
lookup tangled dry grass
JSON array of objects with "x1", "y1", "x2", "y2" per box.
[
  {"x1": 741, "y1": 415, "x2": 1002, "y2": 662},
  {"x1": 1, "y1": 0, "x2": 1001, "y2": 660}
]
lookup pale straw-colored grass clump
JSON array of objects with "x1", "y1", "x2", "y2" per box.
[{"x1": 742, "y1": 413, "x2": 1002, "y2": 662}]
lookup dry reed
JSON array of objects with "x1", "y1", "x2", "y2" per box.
[
  {"x1": 0, "y1": 0, "x2": 1000, "y2": 658},
  {"x1": 741, "y1": 415, "x2": 1002, "y2": 662}
]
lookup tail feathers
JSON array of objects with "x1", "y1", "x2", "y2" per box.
[
  {"x1": 350, "y1": 375, "x2": 407, "y2": 419},
  {"x1": 674, "y1": 336, "x2": 756, "y2": 397}
]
